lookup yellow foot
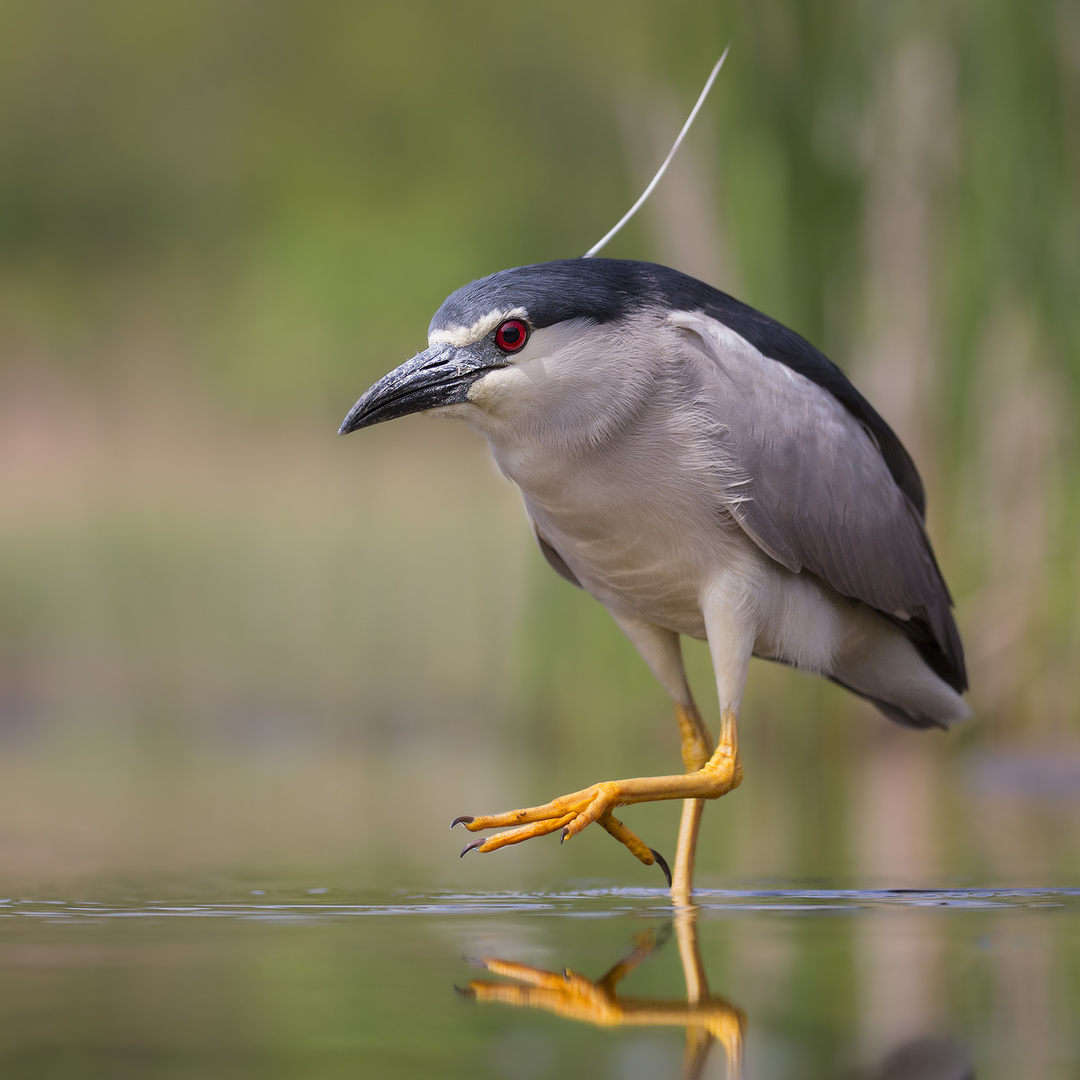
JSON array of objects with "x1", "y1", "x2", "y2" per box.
[
  {"x1": 452, "y1": 787, "x2": 670, "y2": 884},
  {"x1": 452, "y1": 746, "x2": 740, "y2": 886}
]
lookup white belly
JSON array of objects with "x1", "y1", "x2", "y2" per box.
[{"x1": 495, "y1": 433, "x2": 761, "y2": 640}]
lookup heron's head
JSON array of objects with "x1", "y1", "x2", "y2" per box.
[{"x1": 339, "y1": 259, "x2": 689, "y2": 445}]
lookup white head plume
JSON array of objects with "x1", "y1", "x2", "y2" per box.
[{"x1": 583, "y1": 46, "x2": 730, "y2": 259}]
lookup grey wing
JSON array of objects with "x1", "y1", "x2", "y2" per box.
[
  {"x1": 674, "y1": 311, "x2": 966, "y2": 693},
  {"x1": 525, "y1": 514, "x2": 582, "y2": 588}
]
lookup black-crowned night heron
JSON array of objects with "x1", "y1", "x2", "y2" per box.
[{"x1": 340, "y1": 257, "x2": 968, "y2": 900}]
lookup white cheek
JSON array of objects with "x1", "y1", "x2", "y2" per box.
[
  {"x1": 423, "y1": 403, "x2": 473, "y2": 422},
  {"x1": 467, "y1": 365, "x2": 530, "y2": 412}
]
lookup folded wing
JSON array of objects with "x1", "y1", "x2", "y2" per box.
[{"x1": 672, "y1": 310, "x2": 966, "y2": 695}]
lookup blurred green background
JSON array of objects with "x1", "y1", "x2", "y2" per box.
[{"x1": 1, "y1": 0, "x2": 1078, "y2": 896}]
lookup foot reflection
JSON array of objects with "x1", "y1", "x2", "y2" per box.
[{"x1": 459, "y1": 909, "x2": 745, "y2": 1079}]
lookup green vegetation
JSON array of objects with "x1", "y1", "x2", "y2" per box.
[{"x1": 0, "y1": 0, "x2": 1077, "y2": 894}]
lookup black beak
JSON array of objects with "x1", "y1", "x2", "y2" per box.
[{"x1": 339, "y1": 343, "x2": 500, "y2": 435}]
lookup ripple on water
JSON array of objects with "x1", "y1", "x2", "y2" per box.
[{"x1": 2, "y1": 886, "x2": 1079, "y2": 921}]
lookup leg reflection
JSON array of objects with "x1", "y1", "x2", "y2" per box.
[{"x1": 459, "y1": 909, "x2": 745, "y2": 1079}]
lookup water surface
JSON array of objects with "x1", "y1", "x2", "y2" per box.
[{"x1": 2, "y1": 887, "x2": 1077, "y2": 1078}]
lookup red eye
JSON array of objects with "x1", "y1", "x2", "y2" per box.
[{"x1": 494, "y1": 319, "x2": 529, "y2": 353}]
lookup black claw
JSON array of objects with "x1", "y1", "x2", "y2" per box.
[
  {"x1": 650, "y1": 848, "x2": 673, "y2": 889},
  {"x1": 464, "y1": 956, "x2": 489, "y2": 970},
  {"x1": 560, "y1": 827, "x2": 569, "y2": 844},
  {"x1": 460, "y1": 838, "x2": 484, "y2": 858},
  {"x1": 451, "y1": 815, "x2": 475, "y2": 829},
  {"x1": 453, "y1": 985, "x2": 476, "y2": 998}
]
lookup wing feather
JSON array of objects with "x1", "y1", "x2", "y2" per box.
[
  {"x1": 529, "y1": 519, "x2": 583, "y2": 588},
  {"x1": 674, "y1": 311, "x2": 966, "y2": 693}
]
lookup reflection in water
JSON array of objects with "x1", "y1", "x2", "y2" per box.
[
  {"x1": 459, "y1": 909, "x2": 745, "y2": 1079},
  {"x1": 459, "y1": 898, "x2": 981, "y2": 1079},
  {"x1": 1, "y1": 892, "x2": 1069, "y2": 1075}
]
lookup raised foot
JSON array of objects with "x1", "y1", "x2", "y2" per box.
[
  {"x1": 449, "y1": 753, "x2": 741, "y2": 880},
  {"x1": 452, "y1": 781, "x2": 677, "y2": 879},
  {"x1": 453, "y1": 779, "x2": 643, "y2": 848}
]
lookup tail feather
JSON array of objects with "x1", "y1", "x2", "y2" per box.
[{"x1": 828, "y1": 677, "x2": 968, "y2": 730}]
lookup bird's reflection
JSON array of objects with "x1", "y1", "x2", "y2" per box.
[{"x1": 459, "y1": 908, "x2": 745, "y2": 1079}]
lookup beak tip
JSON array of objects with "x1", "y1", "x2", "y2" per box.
[{"x1": 338, "y1": 407, "x2": 364, "y2": 436}]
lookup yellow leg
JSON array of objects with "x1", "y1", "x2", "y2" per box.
[
  {"x1": 672, "y1": 799, "x2": 705, "y2": 904},
  {"x1": 671, "y1": 705, "x2": 743, "y2": 902},
  {"x1": 672, "y1": 701, "x2": 713, "y2": 904},
  {"x1": 675, "y1": 701, "x2": 712, "y2": 773},
  {"x1": 454, "y1": 707, "x2": 741, "y2": 874}
]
